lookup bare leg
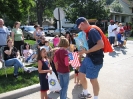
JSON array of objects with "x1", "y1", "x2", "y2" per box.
[
  {"x1": 44, "y1": 91, "x2": 48, "y2": 99},
  {"x1": 78, "y1": 72, "x2": 87, "y2": 89},
  {"x1": 90, "y1": 78, "x2": 99, "y2": 96},
  {"x1": 74, "y1": 74, "x2": 76, "y2": 83},
  {"x1": 41, "y1": 91, "x2": 45, "y2": 99}
]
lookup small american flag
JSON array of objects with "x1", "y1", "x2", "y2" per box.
[{"x1": 69, "y1": 52, "x2": 81, "y2": 68}]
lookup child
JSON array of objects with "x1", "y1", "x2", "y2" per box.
[
  {"x1": 54, "y1": 38, "x2": 70, "y2": 99},
  {"x1": 42, "y1": 41, "x2": 52, "y2": 52},
  {"x1": 53, "y1": 35, "x2": 60, "y2": 47},
  {"x1": 40, "y1": 40, "x2": 52, "y2": 58},
  {"x1": 117, "y1": 28, "x2": 125, "y2": 47},
  {"x1": 38, "y1": 48, "x2": 52, "y2": 99},
  {"x1": 23, "y1": 43, "x2": 37, "y2": 63},
  {"x1": 36, "y1": 27, "x2": 44, "y2": 44}
]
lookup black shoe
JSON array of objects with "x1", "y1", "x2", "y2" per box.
[
  {"x1": 113, "y1": 45, "x2": 118, "y2": 47},
  {"x1": 13, "y1": 75, "x2": 18, "y2": 78}
]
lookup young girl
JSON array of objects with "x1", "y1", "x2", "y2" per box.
[
  {"x1": 53, "y1": 35, "x2": 60, "y2": 47},
  {"x1": 54, "y1": 38, "x2": 70, "y2": 99},
  {"x1": 23, "y1": 43, "x2": 37, "y2": 63},
  {"x1": 38, "y1": 48, "x2": 52, "y2": 99}
]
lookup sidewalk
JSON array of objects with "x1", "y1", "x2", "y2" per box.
[{"x1": 17, "y1": 41, "x2": 133, "y2": 99}]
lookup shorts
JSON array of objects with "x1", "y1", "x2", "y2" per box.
[
  {"x1": 118, "y1": 41, "x2": 124, "y2": 45},
  {"x1": 75, "y1": 69, "x2": 79, "y2": 76},
  {"x1": 79, "y1": 57, "x2": 103, "y2": 79},
  {"x1": 109, "y1": 37, "x2": 115, "y2": 45}
]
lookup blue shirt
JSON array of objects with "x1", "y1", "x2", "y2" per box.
[
  {"x1": 87, "y1": 28, "x2": 104, "y2": 65},
  {"x1": 0, "y1": 26, "x2": 10, "y2": 46}
]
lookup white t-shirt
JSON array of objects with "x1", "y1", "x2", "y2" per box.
[
  {"x1": 108, "y1": 25, "x2": 115, "y2": 37},
  {"x1": 121, "y1": 36, "x2": 125, "y2": 41},
  {"x1": 41, "y1": 46, "x2": 50, "y2": 52}
]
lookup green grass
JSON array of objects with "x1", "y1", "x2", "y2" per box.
[
  {"x1": 0, "y1": 63, "x2": 39, "y2": 94},
  {"x1": 24, "y1": 40, "x2": 36, "y2": 45},
  {"x1": 24, "y1": 40, "x2": 53, "y2": 47}
]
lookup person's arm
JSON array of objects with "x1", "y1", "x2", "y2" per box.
[
  {"x1": 38, "y1": 60, "x2": 52, "y2": 73},
  {"x1": 20, "y1": 29, "x2": 24, "y2": 40},
  {"x1": 4, "y1": 47, "x2": 13, "y2": 55},
  {"x1": 16, "y1": 51, "x2": 20, "y2": 58},
  {"x1": 11, "y1": 32, "x2": 15, "y2": 42},
  {"x1": 53, "y1": 55, "x2": 58, "y2": 70}
]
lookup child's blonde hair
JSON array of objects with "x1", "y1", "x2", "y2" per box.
[{"x1": 58, "y1": 38, "x2": 69, "y2": 48}]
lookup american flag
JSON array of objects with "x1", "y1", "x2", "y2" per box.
[{"x1": 69, "y1": 52, "x2": 81, "y2": 68}]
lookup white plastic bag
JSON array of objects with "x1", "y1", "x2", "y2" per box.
[{"x1": 48, "y1": 71, "x2": 61, "y2": 91}]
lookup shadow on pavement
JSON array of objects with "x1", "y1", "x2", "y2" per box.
[
  {"x1": 109, "y1": 51, "x2": 121, "y2": 57},
  {"x1": 72, "y1": 85, "x2": 83, "y2": 99},
  {"x1": 48, "y1": 92, "x2": 59, "y2": 99}
]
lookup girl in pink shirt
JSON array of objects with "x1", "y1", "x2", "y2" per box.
[
  {"x1": 23, "y1": 43, "x2": 37, "y2": 63},
  {"x1": 53, "y1": 35, "x2": 60, "y2": 47}
]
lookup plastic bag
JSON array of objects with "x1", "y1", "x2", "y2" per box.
[
  {"x1": 74, "y1": 31, "x2": 89, "y2": 51},
  {"x1": 48, "y1": 71, "x2": 61, "y2": 91}
]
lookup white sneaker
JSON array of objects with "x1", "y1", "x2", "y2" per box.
[
  {"x1": 23, "y1": 67, "x2": 31, "y2": 73},
  {"x1": 28, "y1": 59, "x2": 34, "y2": 63}
]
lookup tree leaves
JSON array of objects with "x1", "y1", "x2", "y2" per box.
[{"x1": 65, "y1": 0, "x2": 110, "y2": 23}]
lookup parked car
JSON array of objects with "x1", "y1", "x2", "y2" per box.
[
  {"x1": 51, "y1": 28, "x2": 66, "y2": 36},
  {"x1": 21, "y1": 26, "x2": 35, "y2": 40},
  {"x1": 66, "y1": 25, "x2": 81, "y2": 33},
  {"x1": 44, "y1": 26, "x2": 55, "y2": 36}
]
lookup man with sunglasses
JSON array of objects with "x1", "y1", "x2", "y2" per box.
[{"x1": 76, "y1": 17, "x2": 104, "y2": 99}]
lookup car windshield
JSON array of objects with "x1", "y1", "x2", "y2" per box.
[{"x1": 25, "y1": 26, "x2": 35, "y2": 31}]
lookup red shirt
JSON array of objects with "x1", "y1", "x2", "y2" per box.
[
  {"x1": 54, "y1": 48, "x2": 69, "y2": 73},
  {"x1": 123, "y1": 26, "x2": 131, "y2": 31}
]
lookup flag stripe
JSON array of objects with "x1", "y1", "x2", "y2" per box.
[{"x1": 70, "y1": 52, "x2": 80, "y2": 68}]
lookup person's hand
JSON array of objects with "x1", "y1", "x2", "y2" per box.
[
  {"x1": 49, "y1": 69, "x2": 52, "y2": 74},
  {"x1": 78, "y1": 49, "x2": 87, "y2": 55},
  {"x1": 9, "y1": 46, "x2": 13, "y2": 50}
]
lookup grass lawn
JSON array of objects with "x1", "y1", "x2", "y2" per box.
[
  {"x1": 0, "y1": 40, "x2": 37, "y2": 94},
  {"x1": 0, "y1": 63, "x2": 39, "y2": 94},
  {"x1": 24, "y1": 40, "x2": 36, "y2": 45},
  {"x1": 0, "y1": 39, "x2": 53, "y2": 93}
]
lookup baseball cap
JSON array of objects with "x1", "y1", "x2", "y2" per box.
[
  {"x1": 76, "y1": 17, "x2": 87, "y2": 28},
  {"x1": 110, "y1": 20, "x2": 114, "y2": 23}
]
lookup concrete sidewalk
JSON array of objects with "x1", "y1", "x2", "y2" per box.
[{"x1": 17, "y1": 42, "x2": 133, "y2": 99}]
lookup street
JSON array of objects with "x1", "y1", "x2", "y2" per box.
[{"x1": 17, "y1": 41, "x2": 133, "y2": 99}]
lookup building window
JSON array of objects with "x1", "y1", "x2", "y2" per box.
[{"x1": 121, "y1": 16, "x2": 125, "y2": 22}]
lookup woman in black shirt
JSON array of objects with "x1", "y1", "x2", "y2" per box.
[{"x1": 4, "y1": 39, "x2": 30, "y2": 78}]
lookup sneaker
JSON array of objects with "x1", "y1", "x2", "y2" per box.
[
  {"x1": 23, "y1": 67, "x2": 31, "y2": 73},
  {"x1": 28, "y1": 59, "x2": 34, "y2": 63},
  {"x1": 13, "y1": 74, "x2": 18, "y2": 78},
  {"x1": 78, "y1": 93, "x2": 92, "y2": 98}
]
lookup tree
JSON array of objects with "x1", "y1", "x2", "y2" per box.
[
  {"x1": 110, "y1": 0, "x2": 123, "y2": 13},
  {"x1": 0, "y1": 0, "x2": 34, "y2": 26},
  {"x1": 34, "y1": 0, "x2": 73, "y2": 26},
  {"x1": 65, "y1": 0, "x2": 110, "y2": 23}
]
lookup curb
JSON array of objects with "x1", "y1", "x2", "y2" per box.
[{"x1": 0, "y1": 71, "x2": 74, "y2": 99}]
